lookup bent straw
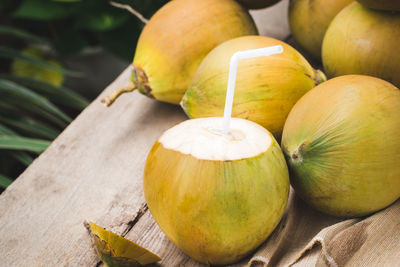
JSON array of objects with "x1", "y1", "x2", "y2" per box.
[{"x1": 222, "y1": 45, "x2": 284, "y2": 134}]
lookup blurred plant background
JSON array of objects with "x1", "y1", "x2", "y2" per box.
[{"x1": 0, "y1": 0, "x2": 167, "y2": 191}]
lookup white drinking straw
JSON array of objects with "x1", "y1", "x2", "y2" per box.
[{"x1": 222, "y1": 45, "x2": 284, "y2": 134}]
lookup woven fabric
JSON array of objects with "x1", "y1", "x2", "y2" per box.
[{"x1": 248, "y1": 189, "x2": 400, "y2": 267}]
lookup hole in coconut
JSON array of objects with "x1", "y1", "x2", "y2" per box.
[
  {"x1": 207, "y1": 127, "x2": 245, "y2": 141},
  {"x1": 159, "y1": 117, "x2": 272, "y2": 161}
]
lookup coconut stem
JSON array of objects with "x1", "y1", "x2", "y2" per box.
[
  {"x1": 101, "y1": 82, "x2": 138, "y2": 107},
  {"x1": 110, "y1": 2, "x2": 149, "y2": 24},
  {"x1": 291, "y1": 142, "x2": 306, "y2": 163},
  {"x1": 315, "y1": 70, "x2": 327, "y2": 85}
]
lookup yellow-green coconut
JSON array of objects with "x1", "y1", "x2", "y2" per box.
[
  {"x1": 322, "y1": 2, "x2": 400, "y2": 88},
  {"x1": 102, "y1": 0, "x2": 257, "y2": 106},
  {"x1": 144, "y1": 117, "x2": 289, "y2": 264},
  {"x1": 181, "y1": 35, "x2": 325, "y2": 140},
  {"x1": 281, "y1": 75, "x2": 400, "y2": 217},
  {"x1": 289, "y1": 0, "x2": 353, "y2": 60}
]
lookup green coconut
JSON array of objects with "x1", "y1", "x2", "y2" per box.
[
  {"x1": 181, "y1": 35, "x2": 326, "y2": 140},
  {"x1": 237, "y1": 0, "x2": 281, "y2": 9},
  {"x1": 289, "y1": 0, "x2": 353, "y2": 60},
  {"x1": 281, "y1": 75, "x2": 400, "y2": 217},
  {"x1": 102, "y1": 0, "x2": 257, "y2": 106},
  {"x1": 322, "y1": 2, "x2": 400, "y2": 88},
  {"x1": 357, "y1": 0, "x2": 400, "y2": 11},
  {"x1": 144, "y1": 117, "x2": 289, "y2": 264}
]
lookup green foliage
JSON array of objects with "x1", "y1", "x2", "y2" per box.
[
  {"x1": 0, "y1": 115, "x2": 59, "y2": 139},
  {"x1": 0, "y1": 79, "x2": 72, "y2": 123},
  {"x1": 7, "y1": 0, "x2": 168, "y2": 60},
  {"x1": 0, "y1": 47, "x2": 82, "y2": 76},
  {"x1": 0, "y1": 174, "x2": 13, "y2": 188},
  {"x1": 1, "y1": 74, "x2": 89, "y2": 110},
  {"x1": 0, "y1": 135, "x2": 50, "y2": 153},
  {"x1": 0, "y1": 26, "x2": 89, "y2": 190},
  {"x1": 0, "y1": 25, "x2": 48, "y2": 43},
  {"x1": 13, "y1": 0, "x2": 75, "y2": 20}
]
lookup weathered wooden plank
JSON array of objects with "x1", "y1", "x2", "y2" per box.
[{"x1": 123, "y1": 208, "x2": 251, "y2": 267}]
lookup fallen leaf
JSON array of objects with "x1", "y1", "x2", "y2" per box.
[{"x1": 85, "y1": 221, "x2": 161, "y2": 266}]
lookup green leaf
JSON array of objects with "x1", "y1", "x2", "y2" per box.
[
  {"x1": 0, "y1": 25, "x2": 48, "y2": 43},
  {"x1": 0, "y1": 0, "x2": 19, "y2": 14},
  {"x1": 0, "y1": 74, "x2": 89, "y2": 110},
  {"x1": 0, "y1": 99, "x2": 67, "y2": 128},
  {"x1": 0, "y1": 115, "x2": 59, "y2": 140},
  {"x1": 13, "y1": 0, "x2": 74, "y2": 20},
  {"x1": 0, "y1": 135, "x2": 50, "y2": 153},
  {"x1": 0, "y1": 123, "x2": 17, "y2": 135},
  {"x1": 10, "y1": 151, "x2": 34, "y2": 166},
  {"x1": 0, "y1": 79, "x2": 72, "y2": 123},
  {"x1": 0, "y1": 174, "x2": 13, "y2": 188},
  {"x1": 77, "y1": 11, "x2": 129, "y2": 32},
  {"x1": 0, "y1": 47, "x2": 83, "y2": 77},
  {"x1": 21, "y1": 104, "x2": 68, "y2": 128},
  {"x1": 52, "y1": 0, "x2": 81, "y2": 2},
  {"x1": 0, "y1": 124, "x2": 34, "y2": 166}
]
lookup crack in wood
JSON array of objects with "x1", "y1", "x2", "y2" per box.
[{"x1": 121, "y1": 203, "x2": 148, "y2": 237}]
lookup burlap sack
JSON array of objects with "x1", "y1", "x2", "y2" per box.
[{"x1": 247, "y1": 189, "x2": 400, "y2": 267}]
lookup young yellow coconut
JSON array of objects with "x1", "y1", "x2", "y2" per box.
[
  {"x1": 281, "y1": 75, "x2": 400, "y2": 217},
  {"x1": 102, "y1": 0, "x2": 257, "y2": 106},
  {"x1": 289, "y1": 0, "x2": 353, "y2": 60},
  {"x1": 144, "y1": 117, "x2": 289, "y2": 264},
  {"x1": 322, "y1": 2, "x2": 400, "y2": 88},
  {"x1": 181, "y1": 35, "x2": 326, "y2": 140}
]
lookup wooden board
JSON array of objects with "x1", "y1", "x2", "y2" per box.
[{"x1": 0, "y1": 1, "x2": 292, "y2": 266}]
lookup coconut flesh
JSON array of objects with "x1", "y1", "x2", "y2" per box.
[
  {"x1": 160, "y1": 118, "x2": 271, "y2": 160},
  {"x1": 144, "y1": 117, "x2": 289, "y2": 265}
]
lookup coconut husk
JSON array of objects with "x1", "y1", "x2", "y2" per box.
[{"x1": 247, "y1": 188, "x2": 400, "y2": 266}]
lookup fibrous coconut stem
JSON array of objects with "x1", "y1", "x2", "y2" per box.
[
  {"x1": 101, "y1": 82, "x2": 137, "y2": 107},
  {"x1": 315, "y1": 69, "x2": 327, "y2": 85},
  {"x1": 110, "y1": 2, "x2": 149, "y2": 24},
  {"x1": 291, "y1": 142, "x2": 306, "y2": 163}
]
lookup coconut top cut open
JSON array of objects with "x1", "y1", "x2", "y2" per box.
[{"x1": 159, "y1": 117, "x2": 273, "y2": 161}]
